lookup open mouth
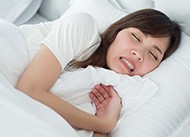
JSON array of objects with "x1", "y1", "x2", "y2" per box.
[{"x1": 120, "y1": 57, "x2": 135, "y2": 72}]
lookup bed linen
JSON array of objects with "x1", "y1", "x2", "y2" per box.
[
  {"x1": 0, "y1": 0, "x2": 42, "y2": 25},
  {"x1": 0, "y1": 74, "x2": 80, "y2": 137},
  {"x1": 1, "y1": 0, "x2": 190, "y2": 137},
  {"x1": 25, "y1": 13, "x2": 48, "y2": 24},
  {"x1": 0, "y1": 18, "x2": 81, "y2": 137}
]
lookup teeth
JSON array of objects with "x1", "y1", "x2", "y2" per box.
[{"x1": 120, "y1": 57, "x2": 134, "y2": 71}]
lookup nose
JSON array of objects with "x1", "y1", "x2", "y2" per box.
[{"x1": 131, "y1": 50, "x2": 143, "y2": 62}]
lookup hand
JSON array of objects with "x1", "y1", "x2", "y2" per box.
[{"x1": 89, "y1": 84, "x2": 122, "y2": 132}]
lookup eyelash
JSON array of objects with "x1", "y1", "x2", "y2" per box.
[
  {"x1": 149, "y1": 51, "x2": 158, "y2": 60},
  {"x1": 132, "y1": 33, "x2": 141, "y2": 42}
]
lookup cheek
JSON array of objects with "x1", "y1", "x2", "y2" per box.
[
  {"x1": 148, "y1": 63, "x2": 159, "y2": 72},
  {"x1": 141, "y1": 60, "x2": 160, "y2": 74},
  {"x1": 113, "y1": 33, "x2": 132, "y2": 48}
]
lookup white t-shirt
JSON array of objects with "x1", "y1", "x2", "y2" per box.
[
  {"x1": 19, "y1": 13, "x2": 101, "y2": 71},
  {"x1": 41, "y1": 13, "x2": 101, "y2": 71}
]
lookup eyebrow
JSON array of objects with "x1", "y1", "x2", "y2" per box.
[{"x1": 153, "y1": 45, "x2": 163, "y2": 55}]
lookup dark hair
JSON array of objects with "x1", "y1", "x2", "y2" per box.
[{"x1": 67, "y1": 9, "x2": 181, "y2": 70}]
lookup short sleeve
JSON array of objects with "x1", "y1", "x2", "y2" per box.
[{"x1": 41, "y1": 13, "x2": 101, "y2": 71}]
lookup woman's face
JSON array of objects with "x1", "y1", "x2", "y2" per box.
[{"x1": 106, "y1": 27, "x2": 170, "y2": 76}]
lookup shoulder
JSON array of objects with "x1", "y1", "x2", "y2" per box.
[
  {"x1": 57, "y1": 13, "x2": 101, "y2": 56},
  {"x1": 58, "y1": 13, "x2": 99, "y2": 35}
]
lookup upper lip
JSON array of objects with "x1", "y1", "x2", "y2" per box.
[{"x1": 119, "y1": 57, "x2": 136, "y2": 72}]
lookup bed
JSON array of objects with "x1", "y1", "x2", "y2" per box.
[{"x1": 0, "y1": 0, "x2": 190, "y2": 137}]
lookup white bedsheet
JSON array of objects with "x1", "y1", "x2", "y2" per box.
[
  {"x1": 1, "y1": 5, "x2": 190, "y2": 136},
  {"x1": 0, "y1": 73, "x2": 80, "y2": 137},
  {"x1": 0, "y1": 18, "x2": 80, "y2": 137}
]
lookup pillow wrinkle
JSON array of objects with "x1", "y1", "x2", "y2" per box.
[{"x1": 0, "y1": 0, "x2": 32, "y2": 23}]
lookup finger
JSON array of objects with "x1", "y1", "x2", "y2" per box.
[
  {"x1": 95, "y1": 84, "x2": 110, "y2": 99},
  {"x1": 93, "y1": 85, "x2": 106, "y2": 102},
  {"x1": 108, "y1": 86, "x2": 119, "y2": 97},
  {"x1": 100, "y1": 83, "x2": 112, "y2": 98},
  {"x1": 89, "y1": 92, "x2": 100, "y2": 107}
]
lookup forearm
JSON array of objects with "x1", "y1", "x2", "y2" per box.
[
  {"x1": 93, "y1": 132, "x2": 108, "y2": 137},
  {"x1": 16, "y1": 86, "x2": 113, "y2": 133}
]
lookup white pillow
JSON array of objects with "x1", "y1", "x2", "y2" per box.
[
  {"x1": 154, "y1": 0, "x2": 190, "y2": 36},
  {"x1": 14, "y1": 0, "x2": 42, "y2": 25},
  {"x1": 116, "y1": 0, "x2": 154, "y2": 12},
  {"x1": 38, "y1": 0, "x2": 71, "y2": 20},
  {"x1": 0, "y1": 0, "x2": 42, "y2": 25},
  {"x1": 109, "y1": 0, "x2": 190, "y2": 36},
  {"x1": 64, "y1": 0, "x2": 190, "y2": 136},
  {"x1": 64, "y1": 0, "x2": 126, "y2": 33},
  {"x1": 65, "y1": 0, "x2": 190, "y2": 36},
  {"x1": 0, "y1": 18, "x2": 29, "y2": 86},
  {"x1": 0, "y1": 0, "x2": 32, "y2": 23}
]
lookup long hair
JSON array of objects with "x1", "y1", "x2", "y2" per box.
[{"x1": 67, "y1": 9, "x2": 181, "y2": 70}]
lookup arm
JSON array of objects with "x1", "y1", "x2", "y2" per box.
[
  {"x1": 90, "y1": 84, "x2": 122, "y2": 136},
  {"x1": 93, "y1": 133, "x2": 108, "y2": 137},
  {"x1": 16, "y1": 45, "x2": 117, "y2": 133}
]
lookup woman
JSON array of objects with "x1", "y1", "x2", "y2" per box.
[{"x1": 16, "y1": 9, "x2": 181, "y2": 137}]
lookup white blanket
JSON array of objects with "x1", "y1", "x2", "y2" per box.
[
  {"x1": 0, "y1": 73, "x2": 81, "y2": 137},
  {"x1": 0, "y1": 18, "x2": 80, "y2": 137}
]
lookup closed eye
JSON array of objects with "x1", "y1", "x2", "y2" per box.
[
  {"x1": 132, "y1": 33, "x2": 141, "y2": 42},
  {"x1": 149, "y1": 51, "x2": 158, "y2": 60}
]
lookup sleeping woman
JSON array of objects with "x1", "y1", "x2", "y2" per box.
[{"x1": 16, "y1": 9, "x2": 181, "y2": 137}]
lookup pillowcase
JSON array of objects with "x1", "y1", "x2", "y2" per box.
[
  {"x1": 107, "y1": 0, "x2": 190, "y2": 36},
  {"x1": 0, "y1": 0, "x2": 42, "y2": 25},
  {"x1": 38, "y1": 0, "x2": 71, "y2": 20},
  {"x1": 64, "y1": 0, "x2": 126, "y2": 33},
  {"x1": 0, "y1": 0, "x2": 32, "y2": 23},
  {"x1": 0, "y1": 18, "x2": 29, "y2": 86},
  {"x1": 65, "y1": 0, "x2": 190, "y2": 36},
  {"x1": 154, "y1": 0, "x2": 190, "y2": 36},
  {"x1": 14, "y1": 0, "x2": 42, "y2": 25},
  {"x1": 115, "y1": 0, "x2": 154, "y2": 12}
]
